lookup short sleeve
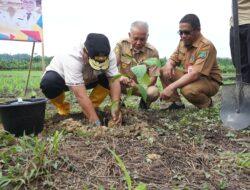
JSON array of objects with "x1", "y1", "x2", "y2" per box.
[
  {"x1": 192, "y1": 43, "x2": 217, "y2": 76},
  {"x1": 62, "y1": 55, "x2": 84, "y2": 86},
  {"x1": 170, "y1": 43, "x2": 182, "y2": 66},
  {"x1": 105, "y1": 51, "x2": 119, "y2": 78}
]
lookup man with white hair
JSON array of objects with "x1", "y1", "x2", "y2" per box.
[{"x1": 90, "y1": 21, "x2": 160, "y2": 110}]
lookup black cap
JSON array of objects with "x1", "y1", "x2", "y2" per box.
[
  {"x1": 84, "y1": 33, "x2": 111, "y2": 59},
  {"x1": 84, "y1": 33, "x2": 111, "y2": 71}
]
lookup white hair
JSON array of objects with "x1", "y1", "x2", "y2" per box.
[{"x1": 130, "y1": 21, "x2": 149, "y2": 33}]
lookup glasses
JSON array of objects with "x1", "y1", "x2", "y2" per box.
[{"x1": 178, "y1": 30, "x2": 193, "y2": 36}]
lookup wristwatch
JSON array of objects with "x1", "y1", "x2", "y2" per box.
[{"x1": 94, "y1": 120, "x2": 101, "y2": 127}]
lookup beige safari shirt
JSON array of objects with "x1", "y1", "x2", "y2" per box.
[
  {"x1": 170, "y1": 34, "x2": 222, "y2": 84},
  {"x1": 114, "y1": 39, "x2": 159, "y2": 79}
]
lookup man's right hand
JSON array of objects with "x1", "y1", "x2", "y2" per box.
[
  {"x1": 120, "y1": 76, "x2": 136, "y2": 87},
  {"x1": 70, "y1": 85, "x2": 99, "y2": 123}
]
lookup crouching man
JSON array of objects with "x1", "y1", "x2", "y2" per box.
[
  {"x1": 160, "y1": 14, "x2": 222, "y2": 110},
  {"x1": 90, "y1": 21, "x2": 160, "y2": 110},
  {"x1": 40, "y1": 33, "x2": 122, "y2": 126}
]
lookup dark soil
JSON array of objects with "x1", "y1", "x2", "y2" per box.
[
  {"x1": 38, "y1": 104, "x2": 250, "y2": 190},
  {"x1": 1, "y1": 92, "x2": 249, "y2": 190}
]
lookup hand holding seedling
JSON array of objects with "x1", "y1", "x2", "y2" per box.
[
  {"x1": 161, "y1": 85, "x2": 175, "y2": 100},
  {"x1": 120, "y1": 76, "x2": 136, "y2": 87}
]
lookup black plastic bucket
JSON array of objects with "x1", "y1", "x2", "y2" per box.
[{"x1": 0, "y1": 98, "x2": 47, "y2": 136}]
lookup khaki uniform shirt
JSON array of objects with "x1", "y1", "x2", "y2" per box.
[
  {"x1": 170, "y1": 34, "x2": 222, "y2": 84},
  {"x1": 114, "y1": 39, "x2": 159, "y2": 79},
  {"x1": 230, "y1": 0, "x2": 250, "y2": 26}
]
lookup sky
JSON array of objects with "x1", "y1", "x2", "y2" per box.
[{"x1": 0, "y1": 0, "x2": 232, "y2": 58}]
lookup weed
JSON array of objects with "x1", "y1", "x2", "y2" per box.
[
  {"x1": 109, "y1": 149, "x2": 147, "y2": 190},
  {"x1": 0, "y1": 131, "x2": 63, "y2": 189}
]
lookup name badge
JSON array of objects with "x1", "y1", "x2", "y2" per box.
[{"x1": 188, "y1": 65, "x2": 193, "y2": 73}]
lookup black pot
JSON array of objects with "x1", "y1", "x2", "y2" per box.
[{"x1": 0, "y1": 98, "x2": 47, "y2": 137}]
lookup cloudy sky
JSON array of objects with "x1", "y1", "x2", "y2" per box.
[{"x1": 0, "y1": 0, "x2": 231, "y2": 58}]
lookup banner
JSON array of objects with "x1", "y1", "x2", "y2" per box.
[{"x1": 0, "y1": 0, "x2": 43, "y2": 42}]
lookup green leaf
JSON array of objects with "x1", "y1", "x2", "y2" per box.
[
  {"x1": 109, "y1": 149, "x2": 132, "y2": 190},
  {"x1": 127, "y1": 88, "x2": 133, "y2": 97},
  {"x1": 131, "y1": 65, "x2": 147, "y2": 80},
  {"x1": 160, "y1": 57, "x2": 167, "y2": 67},
  {"x1": 137, "y1": 84, "x2": 147, "y2": 102},
  {"x1": 135, "y1": 182, "x2": 147, "y2": 190},
  {"x1": 139, "y1": 73, "x2": 150, "y2": 87},
  {"x1": 111, "y1": 74, "x2": 122, "y2": 81},
  {"x1": 142, "y1": 57, "x2": 161, "y2": 67},
  {"x1": 0, "y1": 178, "x2": 12, "y2": 188},
  {"x1": 109, "y1": 74, "x2": 122, "y2": 84}
]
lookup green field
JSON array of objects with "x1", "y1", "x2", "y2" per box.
[
  {"x1": 0, "y1": 70, "x2": 43, "y2": 98},
  {"x1": 1, "y1": 59, "x2": 249, "y2": 190}
]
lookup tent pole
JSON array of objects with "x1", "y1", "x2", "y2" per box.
[{"x1": 41, "y1": 41, "x2": 45, "y2": 71}]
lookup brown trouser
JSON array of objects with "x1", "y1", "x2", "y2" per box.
[{"x1": 163, "y1": 69, "x2": 220, "y2": 108}]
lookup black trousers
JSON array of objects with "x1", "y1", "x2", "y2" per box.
[
  {"x1": 230, "y1": 24, "x2": 250, "y2": 83},
  {"x1": 40, "y1": 71, "x2": 109, "y2": 99}
]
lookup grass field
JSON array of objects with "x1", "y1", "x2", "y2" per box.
[
  {"x1": 0, "y1": 70, "x2": 44, "y2": 98},
  {"x1": 0, "y1": 67, "x2": 236, "y2": 97}
]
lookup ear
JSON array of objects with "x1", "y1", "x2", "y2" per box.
[{"x1": 128, "y1": 32, "x2": 131, "y2": 38}]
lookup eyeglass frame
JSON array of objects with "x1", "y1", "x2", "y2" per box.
[{"x1": 177, "y1": 30, "x2": 194, "y2": 36}]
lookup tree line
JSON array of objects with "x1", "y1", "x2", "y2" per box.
[
  {"x1": 0, "y1": 54, "x2": 235, "y2": 73},
  {"x1": 0, "y1": 54, "x2": 52, "y2": 70}
]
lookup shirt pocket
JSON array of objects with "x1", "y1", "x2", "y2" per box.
[{"x1": 120, "y1": 56, "x2": 133, "y2": 77}]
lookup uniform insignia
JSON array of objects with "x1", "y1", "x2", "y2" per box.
[
  {"x1": 198, "y1": 51, "x2": 207, "y2": 59},
  {"x1": 190, "y1": 55, "x2": 195, "y2": 62},
  {"x1": 115, "y1": 47, "x2": 120, "y2": 54}
]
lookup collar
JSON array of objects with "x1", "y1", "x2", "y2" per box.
[
  {"x1": 192, "y1": 34, "x2": 203, "y2": 48},
  {"x1": 129, "y1": 43, "x2": 146, "y2": 54}
]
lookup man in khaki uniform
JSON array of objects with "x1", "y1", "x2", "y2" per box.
[
  {"x1": 90, "y1": 21, "x2": 160, "y2": 109},
  {"x1": 230, "y1": 0, "x2": 250, "y2": 83},
  {"x1": 160, "y1": 14, "x2": 222, "y2": 109}
]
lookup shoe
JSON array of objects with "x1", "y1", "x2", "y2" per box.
[
  {"x1": 139, "y1": 98, "x2": 150, "y2": 110},
  {"x1": 160, "y1": 101, "x2": 185, "y2": 110}
]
